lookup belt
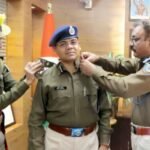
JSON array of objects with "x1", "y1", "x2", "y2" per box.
[
  {"x1": 49, "y1": 123, "x2": 96, "y2": 137},
  {"x1": 131, "y1": 125, "x2": 150, "y2": 135}
]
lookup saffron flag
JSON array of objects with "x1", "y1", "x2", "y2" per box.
[{"x1": 41, "y1": 13, "x2": 57, "y2": 57}]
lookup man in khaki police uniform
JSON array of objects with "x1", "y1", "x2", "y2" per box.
[
  {"x1": 80, "y1": 20, "x2": 150, "y2": 150},
  {"x1": 28, "y1": 25, "x2": 112, "y2": 150},
  {"x1": 0, "y1": 14, "x2": 43, "y2": 150}
]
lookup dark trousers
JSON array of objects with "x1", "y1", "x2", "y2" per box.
[{"x1": 110, "y1": 117, "x2": 132, "y2": 150}]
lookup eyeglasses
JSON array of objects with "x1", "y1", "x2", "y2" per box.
[{"x1": 131, "y1": 37, "x2": 141, "y2": 45}]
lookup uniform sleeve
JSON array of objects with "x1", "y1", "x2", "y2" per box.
[
  {"x1": 0, "y1": 81, "x2": 29, "y2": 109},
  {"x1": 3, "y1": 64, "x2": 17, "y2": 91},
  {"x1": 28, "y1": 79, "x2": 47, "y2": 150},
  {"x1": 95, "y1": 57, "x2": 139, "y2": 75},
  {"x1": 97, "y1": 89, "x2": 112, "y2": 146},
  {"x1": 92, "y1": 65, "x2": 150, "y2": 98},
  {"x1": 0, "y1": 61, "x2": 29, "y2": 109}
]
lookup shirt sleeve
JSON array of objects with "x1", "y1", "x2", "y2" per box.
[
  {"x1": 3, "y1": 64, "x2": 17, "y2": 91},
  {"x1": 28, "y1": 78, "x2": 47, "y2": 150},
  {"x1": 0, "y1": 81, "x2": 29, "y2": 109},
  {"x1": 95, "y1": 57, "x2": 139, "y2": 75},
  {"x1": 0, "y1": 61, "x2": 29, "y2": 109},
  {"x1": 92, "y1": 65, "x2": 150, "y2": 98},
  {"x1": 97, "y1": 88, "x2": 112, "y2": 146}
]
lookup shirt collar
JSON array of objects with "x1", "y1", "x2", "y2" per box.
[
  {"x1": 56, "y1": 59, "x2": 80, "y2": 75},
  {"x1": 140, "y1": 57, "x2": 150, "y2": 68}
]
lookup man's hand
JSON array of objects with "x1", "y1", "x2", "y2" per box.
[
  {"x1": 24, "y1": 60, "x2": 43, "y2": 85},
  {"x1": 99, "y1": 144, "x2": 110, "y2": 150},
  {"x1": 81, "y1": 52, "x2": 100, "y2": 63},
  {"x1": 80, "y1": 59, "x2": 96, "y2": 76}
]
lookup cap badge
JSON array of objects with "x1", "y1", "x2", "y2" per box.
[{"x1": 69, "y1": 26, "x2": 75, "y2": 35}]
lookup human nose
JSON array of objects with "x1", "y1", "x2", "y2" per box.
[
  {"x1": 130, "y1": 40, "x2": 133, "y2": 46},
  {"x1": 129, "y1": 40, "x2": 134, "y2": 50}
]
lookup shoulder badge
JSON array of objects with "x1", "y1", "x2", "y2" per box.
[
  {"x1": 143, "y1": 63, "x2": 150, "y2": 75},
  {"x1": 35, "y1": 68, "x2": 48, "y2": 78}
]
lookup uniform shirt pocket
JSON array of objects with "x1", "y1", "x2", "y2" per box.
[
  {"x1": 82, "y1": 87, "x2": 98, "y2": 111},
  {"x1": 51, "y1": 86, "x2": 71, "y2": 100},
  {"x1": 50, "y1": 85, "x2": 72, "y2": 111}
]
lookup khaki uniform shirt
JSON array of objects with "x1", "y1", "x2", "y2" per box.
[
  {"x1": 0, "y1": 59, "x2": 29, "y2": 109},
  {"x1": 93, "y1": 57, "x2": 150, "y2": 126},
  {"x1": 0, "y1": 59, "x2": 29, "y2": 149},
  {"x1": 28, "y1": 63, "x2": 112, "y2": 150}
]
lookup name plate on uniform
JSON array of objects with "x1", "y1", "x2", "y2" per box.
[{"x1": 54, "y1": 86, "x2": 67, "y2": 90}]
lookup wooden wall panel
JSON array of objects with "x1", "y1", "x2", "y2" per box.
[
  {"x1": 31, "y1": 0, "x2": 49, "y2": 11},
  {"x1": 52, "y1": 0, "x2": 125, "y2": 56},
  {"x1": 6, "y1": 0, "x2": 50, "y2": 150},
  {"x1": 6, "y1": 0, "x2": 30, "y2": 149},
  {"x1": 31, "y1": 0, "x2": 50, "y2": 61},
  {"x1": 32, "y1": 12, "x2": 45, "y2": 61}
]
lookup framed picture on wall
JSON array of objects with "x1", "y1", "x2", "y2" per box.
[
  {"x1": 3, "y1": 105, "x2": 15, "y2": 127},
  {"x1": 130, "y1": 0, "x2": 150, "y2": 20}
]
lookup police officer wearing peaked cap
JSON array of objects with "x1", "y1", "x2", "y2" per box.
[
  {"x1": 0, "y1": 14, "x2": 43, "y2": 150},
  {"x1": 28, "y1": 25, "x2": 112, "y2": 150},
  {"x1": 49, "y1": 25, "x2": 78, "y2": 46}
]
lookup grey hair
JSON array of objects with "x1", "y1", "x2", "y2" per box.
[{"x1": 133, "y1": 20, "x2": 150, "y2": 38}]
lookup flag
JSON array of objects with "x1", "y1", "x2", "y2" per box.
[{"x1": 41, "y1": 13, "x2": 57, "y2": 57}]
